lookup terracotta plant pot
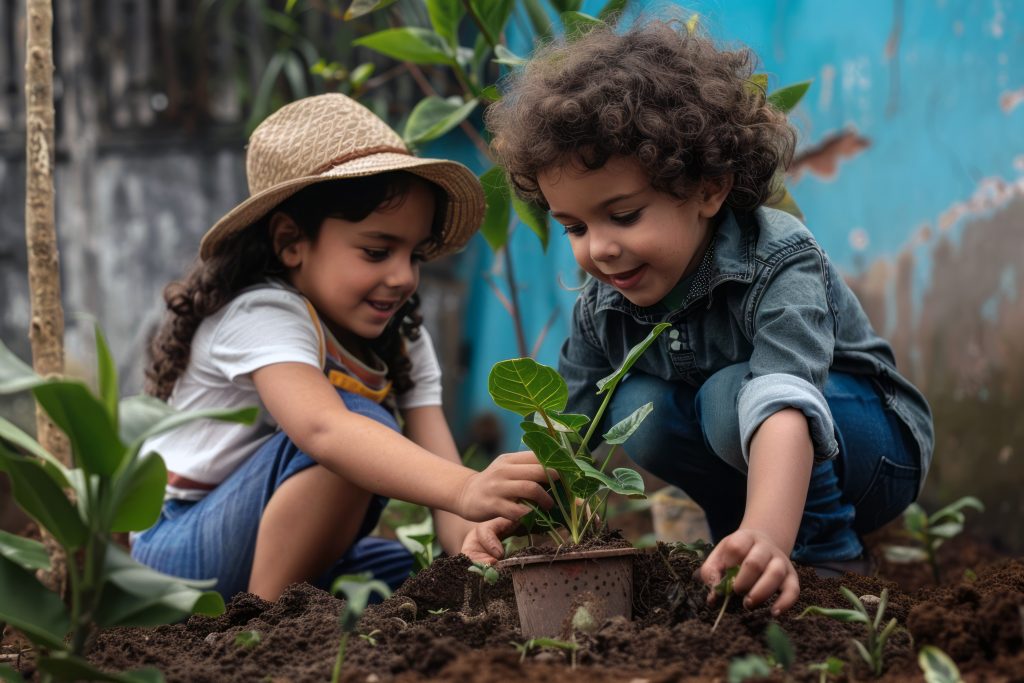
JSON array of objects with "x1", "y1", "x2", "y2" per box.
[{"x1": 496, "y1": 546, "x2": 639, "y2": 638}]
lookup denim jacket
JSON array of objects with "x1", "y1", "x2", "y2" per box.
[{"x1": 559, "y1": 206, "x2": 934, "y2": 491}]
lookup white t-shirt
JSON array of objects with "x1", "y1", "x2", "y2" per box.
[{"x1": 146, "y1": 283, "x2": 443, "y2": 500}]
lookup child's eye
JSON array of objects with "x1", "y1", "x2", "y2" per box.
[
  {"x1": 611, "y1": 210, "x2": 641, "y2": 225},
  {"x1": 562, "y1": 223, "x2": 587, "y2": 237},
  {"x1": 411, "y1": 252, "x2": 426, "y2": 263},
  {"x1": 363, "y1": 248, "x2": 389, "y2": 261}
]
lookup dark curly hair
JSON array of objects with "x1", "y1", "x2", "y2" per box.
[
  {"x1": 145, "y1": 173, "x2": 444, "y2": 401},
  {"x1": 486, "y1": 20, "x2": 796, "y2": 211}
]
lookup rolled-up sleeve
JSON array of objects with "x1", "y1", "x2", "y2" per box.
[{"x1": 737, "y1": 245, "x2": 839, "y2": 463}]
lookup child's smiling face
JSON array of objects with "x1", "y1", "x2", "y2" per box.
[
  {"x1": 539, "y1": 156, "x2": 730, "y2": 308},
  {"x1": 279, "y1": 180, "x2": 435, "y2": 343}
]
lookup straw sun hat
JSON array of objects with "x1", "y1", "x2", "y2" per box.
[{"x1": 199, "y1": 93, "x2": 486, "y2": 261}]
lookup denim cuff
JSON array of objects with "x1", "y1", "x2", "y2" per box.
[{"x1": 737, "y1": 373, "x2": 839, "y2": 464}]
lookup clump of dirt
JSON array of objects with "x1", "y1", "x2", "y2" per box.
[{"x1": 71, "y1": 533, "x2": 1024, "y2": 682}]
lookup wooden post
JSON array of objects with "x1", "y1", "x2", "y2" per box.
[{"x1": 25, "y1": 0, "x2": 69, "y2": 593}]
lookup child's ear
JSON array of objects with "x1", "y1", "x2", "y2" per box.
[
  {"x1": 269, "y1": 212, "x2": 305, "y2": 268},
  {"x1": 698, "y1": 175, "x2": 734, "y2": 217}
]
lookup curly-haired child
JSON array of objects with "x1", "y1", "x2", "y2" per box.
[
  {"x1": 476, "y1": 21, "x2": 933, "y2": 615},
  {"x1": 132, "y1": 94, "x2": 553, "y2": 601}
]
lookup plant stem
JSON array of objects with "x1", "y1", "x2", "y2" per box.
[
  {"x1": 576, "y1": 389, "x2": 615, "y2": 459},
  {"x1": 462, "y1": 0, "x2": 499, "y2": 48},
  {"x1": 331, "y1": 632, "x2": 350, "y2": 683},
  {"x1": 502, "y1": 246, "x2": 529, "y2": 358},
  {"x1": 711, "y1": 594, "x2": 731, "y2": 633}
]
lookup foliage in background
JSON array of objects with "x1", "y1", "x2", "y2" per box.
[
  {"x1": 0, "y1": 330, "x2": 255, "y2": 682},
  {"x1": 487, "y1": 323, "x2": 668, "y2": 545},
  {"x1": 882, "y1": 496, "x2": 984, "y2": 583}
]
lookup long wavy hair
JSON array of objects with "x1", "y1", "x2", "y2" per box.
[
  {"x1": 145, "y1": 173, "x2": 444, "y2": 400},
  {"x1": 485, "y1": 20, "x2": 796, "y2": 211}
]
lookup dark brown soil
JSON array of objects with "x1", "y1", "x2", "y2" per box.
[{"x1": 32, "y1": 533, "x2": 1014, "y2": 682}]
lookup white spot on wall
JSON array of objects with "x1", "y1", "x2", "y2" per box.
[
  {"x1": 819, "y1": 64, "x2": 835, "y2": 113},
  {"x1": 849, "y1": 227, "x2": 869, "y2": 251}
]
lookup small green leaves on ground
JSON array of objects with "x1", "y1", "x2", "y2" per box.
[
  {"x1": 468, "y1": 561, "x2": 499, "y2": 585},
  {"x1": 918, "y1": 645, "x2": 964, "y2": 683},
  {"x1": 510, "y1": 637, "x2": 579, "y2": 663},
  {"x1": 330, "y1": 573, "x2": 392, "y2": 683},
  {"x1": 799, "y1": 586, "x2": 900, "y2": 677}
]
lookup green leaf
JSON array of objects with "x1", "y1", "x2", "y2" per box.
[
  {"x1": 523, "y1": 431, "x2": 578, "y2": 471},
  {"x1": 489, "y1": 358, "x2": 568, "y2": 416},
  {"x1": 930, "y1": 496, "x2": 984, "y2": 524},
  {"x1": 470, "y1": 0, "x2": 513, "y2": 46},
  {"x1": 0, "y1": 414, "x2": 71, "y2": 483},
  {"x1": 747, "y1": 73, "x2": 768, "y2": 93},
  {"x1": 596, "y1": 323, "x2": 671, "y2": 394},
  {"x1": 403, "y1": 96, "x2": 479, "y2": 145},
  {"x1": 522, "y1": 0, "x2": 552, "y2": 40},
  {"x1": 353, "y1": 28, "x2": 454, "y2": 66},
  {"x1": 715, "y1": 565, "x2": 740, "y2": 597},
  {"x1": 479, "y1": 165, "x2": 511, "y2": 251},
  {"x1": 0, "y1": 443, "x2": 87, "y2": 549},
  {"x1": 0, "y1": 554, "x2": 69, "y2": 649},
  {"x1": 768, "y1": 80, "x2": 811, "y2": 113},
  {"x1": 395, "y1": 518, "x2": 435, "y2": 556},
  {"x1": 426, "y1": 0, "x2": 463, "y2": 49},
  {"x1": 37, "y1": 654, "x2": 164, "y2": 683},
  {"x1": 882, "y1": 545, "x2": 929, "y2": 563},
  {"x1": 95, "y1": 545, "x2": 224, "y2": 628},
  {"x1": 0, "y1": 529, "x2": 50, "y2": 571},
  {"x1": 902, "y1": 502, "x2": 928, "y2": 534},
  {"x1": 32, "y1": 380, "x2": 125, "y2": 476},
  {"x1": 235, "y1": 630, "x2": 262, "y2": 648},
  {"x1": 119, "y1": 394, "x2": 257, "y2": 449},
  {"x1": 546, "y1": 412, "x2": 589, "y2": 432},
  {"x1": 549, "y1": 0, "x2": 582, "y2": 11},
  {"x1": 344, "y1": 0, "x2": 399, "y2": 20},
  {"x1": 727, "y1": 654, "x2": 773, "y2": 683},
  {"x1": 511, "y1": 195, "x2": 549, "y2": 250},
  {"x1": 493, "y1": 44, "x2": 526, "y2": 66},
  {"x1": 798, "y1": 605, "x2": 869, "y2": 623},
  {"x1": 597, "y1": 0, "x2": 629, "y2": 22},
  {"x1": 94, "y1": 325, "x2": 119, "y2": 427},
  {"x1": 918, "y1": 645, "x2": 964, "y2": 683},
  {"x1": 350, "y1": 63, "x2": 375, "y2": 89},
  {"x1": 602, "y1": 402, "x2": 652, "y2": 445},
  {"x1": 0, "y1": 664, "x2": 21, "y2": 682},
  {"x1": 852, "y1": 639, "x2": 874, "y2": 671},
  {"x1": 480, "y1": 84, "x2": 501, "y2": 102},
  {"x1": 928, "y1": 522, "x2": 964, "y2": 539},
  {"x1": 576, "y1": 460, "x2": 645, "y2": 497},
  {"x1": 332, "y1": 573, "x2": 392, "y2": 632},
  {"x1": 765, "y1": 622, "x2": 794, "y2": 671},
  {"x1": 560, "y1": 11, "x2": 603, "y2": 39},
  {"x1": 110, "y1": 452, "x2": 167, "y2": 533},
  {"x1": 0, "y1": 339, "x2": 44, "y2": 395}
]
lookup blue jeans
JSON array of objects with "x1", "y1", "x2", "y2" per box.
[
  {"x1": 609, "y1": 365, "x2": 921, "y2": 563},
  {"x1": 131, "y1": 390, "x2": 413, "y2": 599}
]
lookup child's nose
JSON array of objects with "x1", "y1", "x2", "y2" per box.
[
  {"x1": 589, "y1": 232, "x2": 621, "y2": 262},
  {"x1": 385, "y1": 260, "x2": 417, "y2": 289}
]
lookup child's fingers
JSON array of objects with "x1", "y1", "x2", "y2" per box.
[
  {"x1": 731, "y1": 544, "x2": 773, "y2": 596},
  {"x1": 506, "y1": 479, "x2": 554, "y2": 510},
  {"x1": 741, "y1": 555, "x2": 790, "y2": 608},
  {"x1": 768, "y1": 570, "x2": 800, "y2": 616},
  {"x1": 699, "y1": 533, "x2": 752, "y2": 587}
]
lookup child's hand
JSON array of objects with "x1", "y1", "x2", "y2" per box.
[
  {"x1": 455, "y1": 450, "x2": 555, "y2": 522},
  {"x1": 700, "y1": 528, "x2": 800, "y2": 616},
  {"x1": 460, "y1": 517, "x2": 517, "y2": 565}
]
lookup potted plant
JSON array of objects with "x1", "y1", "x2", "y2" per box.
[{"x1": 489, "y1": 323, "x2": 670, "y2": 637}]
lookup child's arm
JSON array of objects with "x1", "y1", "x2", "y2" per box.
[
  {"x1": 401, "y1": 403, "x2": 484, "y2": 555},
  {"x1": 253, "y1": 362, "x2": 553, "y2": 522},
  {"x1": 700, "y1": 407, "x2": 811, "y2": 616}
]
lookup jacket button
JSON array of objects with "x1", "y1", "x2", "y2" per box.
[
  {"x1": 668, "y1": 329, "x2": 680, "y2": 339},
  {"x1": 670, "y1": 340, "x2": 682, "y2": 351}
]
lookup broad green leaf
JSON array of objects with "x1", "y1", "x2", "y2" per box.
[
  {"x1": 0, "y1": 554, "x2": 69, "y2": 649},
  {"x1": 489, "y1": 358, "x2": 568, "y2": 416},
  {"x1": 902, "y1": 502, "x2": 928, "y2": 534},
  {"x1": 426, "y1": 0, "x2": 463, "y2": 49},
  {"x1": 545, "y1": 412, "x2": 589, "y2": 432},
  {"x1": 523, "y1": 431, "x2": 578, "y2": 471},
  {"x1": 94, "y1": 325, "x2": 119, "y2": 426},
  {"x1": 95, "y1": 545, "x2": 224, "y2": 628},
  {"x1": 37, "y1": 654, "x2": 164, "y2": 683},
  {"x1": 0, "y1": 529, "x2": 49, "y2": 571},
  {"x1": 798, "y1": 605, "x2": 869, "y2": 623},
  {"x1": 765, "y1": 622, "x2": 794, "y2": 671},
  {"x1": 549, "y1": 0, "x2": 582, "y2": 11},
  {"x1": 0, "y1": 444, "x2": 87, "y2": 548},
  {"x1": 597, "y1": 0, "x2": 629, "y2": 22},
  {"x1": 522, "y1": 0, "x2": 552, "y2": 40},
  {"x1": 512, "y1": 195, "x2": 549, "y2": 249},
  {"x1": 32, "y1": 380, "x2": 125, "y2": 476},
  {"x1": 602, "y1": 402, "x2": 652, "y2": 445},
  {"x1": 0, "y1": 414, "x2": 71, "y2": 483},
  {"x1": 928, "y1": 522, "x2": 964, "y2": 539},
  {"x1": 596, "y1": 323, "x2": 671, "y2": 394},
  {"x1": 768, "y1": 80, "x2": 812, "y2": 113},
  {"x1": 0, "y1": 340, "x2": 43, "y2": 395},
  {"x1": 344, "y1": 0, "x2": 399, "y2": 20},
  {"x1": 479, "y1": 165, "x2": 511, "y2": 251},
  {"x1": 883, "y1": 545, "x2": 929, "y2": 563},
  {"x1": 480, "y1": 84, "x2": 501, "y2": 102},
  {"x1": 931, "y1": 496, "x2": 983, "y2": 524},
  {"x1": 403, "y1": 96, "x2": 478, "y2": 145},
  {"x1": 493, "y1": 44, "x2": 526, "y2": 67},
  {"x1": 395, "y1": 518, "x2": 435, "y2": 556},
  {"x1": 470, "y1": 0, "x2": 513, "y2": 46},
  {"x1": 569, "y1": 475, "x2": 600, "y2": 501},
  {"x1": 576, "y1": 460, "x2": 645, "y2": 497},
  {"x1": 350, "y1": 63, "x2": 375, "y2": 89},
  {"x1": 332, "y1": 573, "x2": 392, "y2": 632},
  {"x1": 119, "y1": 394, "x2": 257, "y2": 450},
  {"x1": 353, "y1": 28, "x2": 453, "y2": 66},
  {"x1": 561, "y1": 11, "x2": 603, "y2": 39},
  {"x1": 110, "y1": 452, "x2": 168, "y2": 533},
  {"x1": 918, "y1": 645, "x2": 964, "y2": 683}
]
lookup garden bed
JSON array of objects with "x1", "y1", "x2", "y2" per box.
[{"x1": 66, "y1": 532, "x2": 1024, "y2": 682}]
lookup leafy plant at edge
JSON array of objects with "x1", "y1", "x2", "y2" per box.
[
  {"x1": 0, "y1": 329, "x2": 256, "y2": 683},
  {"x1": 487, "y1": 323, "x2": 669, "y2": 545},
  {"x1": 918, "y1": 645, "x2": 964, "y2": 683},
  {"x1": 882, "y1": 496, "x2": 984, "y2": 583},
  {"x1": 330, "y1": 572, "x2": 392, "y2": 683},
  {"x1": 799, "y1": 586, "x2": 903, "y2": 678},
  {"x1": 727, "y1": 622, "x2": 795, "y2": 682},
  {"x1": 394, "y1": 517, "x2": 440, "y2": 574}
]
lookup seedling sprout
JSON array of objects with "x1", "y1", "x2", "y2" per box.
[
  {"x1": 711, "y1": 566, "x2": 740, "y2": 632},
  {"x1": 799, "y1": 587, "x2": 902, "y2": 677}
]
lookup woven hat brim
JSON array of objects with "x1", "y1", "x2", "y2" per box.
[{"x1": 199, "y1": 152, "x2": 485, "y2": 261}]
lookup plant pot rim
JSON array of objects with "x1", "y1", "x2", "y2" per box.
[{"x1": 496, "y1": 545, "x2": 640, "y2": 569}]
